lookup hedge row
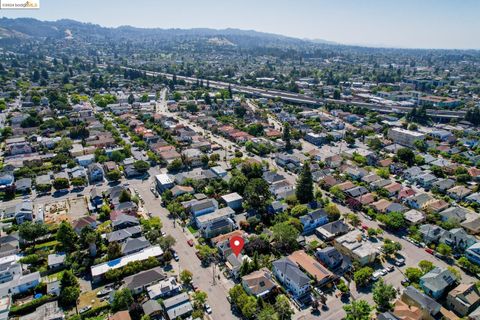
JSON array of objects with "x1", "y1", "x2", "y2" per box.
[{"x1": 9, "y1": 295, "x2": 56, "y2": 316}]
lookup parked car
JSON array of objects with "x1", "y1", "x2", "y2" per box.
[
  {"x1": 401, "y1": 278, "x2": 409, "y2": 286},
  {"x1": 385, "y1": 265, "x2": 394, "y2": 272},
  {"x1": 173, "y1": 251, "x2": 179, "y2": 261},
  {"x1": 79, "y1": 306, "x2": 92, "y2": 314},
  {"x1": 425, "y1": 248, "x2": 434, "y2": 255},
  {"x1": 394, "y1": 257, "x2": 405, "y2": 266},
  {"x1": 204, "y1": 303, "x2": 212, "y2": 314},
  {"x1": 187, "y1": 239, "x2": 194, "y2": 247},
  {"x1": 97, "y1": 287, "x2": 113, "y2": 297}
]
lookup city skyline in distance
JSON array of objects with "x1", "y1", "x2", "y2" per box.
[{"x1": 1, "y1": 0, "x2": 480, "y2": 50}]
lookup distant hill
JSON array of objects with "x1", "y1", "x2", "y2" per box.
[{"x1": 0, "y1": 17, "x2": 330, "y2": 48}]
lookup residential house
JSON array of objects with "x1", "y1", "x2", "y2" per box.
[
  {"x1": 439, "y1": 228, "x2": 477, "y2": 252},
  {"x1": 19, "y1": 301, "x2": 64, "y2": 320},
  {"x1": 241, "y1": 268, "x2": 277, "y2": 298},
  {"x1": 272, "y1": 257, "x2": 311, "y2": 298},
  {"x1": 268, "y1": 201, "x2": 288, "y2": 215},
  {"x1": 419, "y1": 224, "x2": 447, "y2": 244},
  {"x1": 288, "y1": 250, "x2": 333, "y2": 286},
  {"x1": 87, "y1": 163, "x2": 104, "y2": 183},
  {"x1": 189, "y1": 198, "x2": 218, "y2": 217},
  {"x1": 419, "y1": 267, "x2": 456, "y2": 299},
  {"x1": 405, "y1": 193, "x2": 433, "y2": 209},
  {"x1": 142, "y1": 300, "x2": 163, "y2": 320},
  {"x1": 448, "y1": 186, "x2": 472, "y2": 201},
  {"x1": 466, "y1": 243, "x2": 480, "y2": 265},
  {"x1": 300, "y1": 208, "x2": 329, "y2": 235},
  {"x1": 334, "y1": 230, "x2": 380, "y2": 266},
  {"x1": 315, "y1": 220, "x2": 349, "y2": 241},
  {"x1": 221, "y1": 193, "x2": 243, "y2": 210},
  {"x1": 123, "y1": 266, "x2": 166, "y2": 295},
  {"x1": 401, "y1": 286, "x2": 442, "y2": 320},
  {"x1": 72, "y1": 216, "x2": 97, "y2": 234},
  {"x1": 47, "y1": 253, "x2": 66, "y2": 270},
  {"x1": 147, "y1": 276, "x2": 182, "y2": 299},
  {"x1": 315, "y1": 246, "x2": 352, "y2": 275},
  {"x1": 162, "y1": 292, "x2": 193, "y2": 320},
  {"x1": 404, "y1": 209, "x2": 426, "y2": 225},
  {"x1": 447, "y1": 283, "x2": 480, "y2": 317},
  {"x1": 121, "y1": 237, "x2": 151, "y2": 256},
  {"x1": 112, "y1": 214, "x2": 140, "y2": 231},
  {"x1": 439, "y1": 206, "x2": 472, "y2": 223}
]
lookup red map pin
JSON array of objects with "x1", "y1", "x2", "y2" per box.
[{"x1": 230, "y1": 236, "x2": 244, "y2": 257}]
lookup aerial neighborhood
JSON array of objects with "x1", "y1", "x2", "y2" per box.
[{"x1": 0, "y1": 16, "x2": 480, "y2": 320}]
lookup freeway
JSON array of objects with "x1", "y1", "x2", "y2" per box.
[{"x1": 121, "y1": 66, "x2": 466, "y2": 119}]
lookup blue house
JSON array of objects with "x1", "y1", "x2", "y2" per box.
[
  {"x1": 419, "y1": 267, "x2": 456, "y2": 299},
  {"x1": 466, "y1": 243, "x2": 480, "y2": 265},
  {"x1": 300, "y1": 208, "x2": 329, "y2": 235}
]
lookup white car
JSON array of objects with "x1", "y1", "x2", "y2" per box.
[
  {"x1": 79, "y1": 305, "x2": 92, "y2": 314},
  {"x1": 204, "y1": 303, "x2": 212, "y2": 314}
]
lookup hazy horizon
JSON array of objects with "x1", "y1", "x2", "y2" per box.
[{"x1": 1, "y1": 0, "x2": 480, "y2": 50}]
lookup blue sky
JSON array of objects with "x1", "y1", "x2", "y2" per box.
[{"x1": 1, "y1": 0, "x2": 479, "y2": 49}]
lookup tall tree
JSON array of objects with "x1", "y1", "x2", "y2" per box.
[
  {"x1": 296, "y1": 162, "x2": 314, "y2": 204},
  {"x1": 373, "y1": 279, "x2": 397, "y2": 312},
  {"x1": 56, "y1": 221, "x2": 78, "y2": 252},
  {"x1": 244, "y1": 178, "x2": 271, "y2": 213},
  {"x1": 283, "y1": 122, "x2": 292, "y2": 151}
]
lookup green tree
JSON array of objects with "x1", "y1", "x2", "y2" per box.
[
  {"x1": 229, "y1": 173, "x2": 248, "y2": 194},
  {"x1": 53, "y1": 177, "x2": 70, "y2": 190},
  {"x1": 18, "y1": 222, "x2": 49, "y2": 246},
  {"x1": 180, "y1": 269, "x2": 193, "y2": 286},
  {"x1": 296, "y1": 162, "x2": 314, "y2": 204},
  {"x1": 343, "y1": 300, "x2": 372, "y2": 320},
  {"x1": 192, "y1": 291, "x2": 208, "y2": 309},
  {"x1": 271, "y1": 222, "x2": 299, "y2": 253},
  {"x1": 354, "y1": 266, "x2": 374, "y2": 287},
  {"x1": 437, "y1": 243, "x2": 452, "y2": 257},
  {"x1": 106, "y1": 169, "x2": 122, "y2": 181},
  {"x1": 244, "y1": 178, "x2": 271, "y2": 212},
  {"x1": 405, "y1": 267, "x2": 423, "y2": 283},
  {"x1": 59, "y1": 270, "x2": 80, "y2": 307},
  {"x1": 167, "y1": 158, "x2": 183, "y2": 172},
  {"x1": 107, "y1": 242, "x2": 122, "y2": 260},
  {"x1": 325, "y1": 203, "x2": 341, "y2": 221},
  {"x1": 119, "y1": 189, "x2": 132, "y2": 203},
  {"x1": 378, "y1": 211, "x2": 405, "y2": 230},
  {"x1": 382, "y1": 239, "x2": 402, "y2": 256},
  {"x1": 158, "y1": 235, "x2": 176, "y2": 251},
  {"x1": 133, "y1": 160, "x2": 150, "y2": 173},
  {"x1": 112, "y1": 288, "x2": 134, "y2": 312},
  {"x1": 397, "y1": 148, "x2": 415, "y2": 166},
  {"x1": 373, "y1": 279, "x2": 397, "y2": 312},
  {"x1": 418, "y1": 260, "x2": 434, "y2": 274},
  {"x1": 283, "y1": 122, "x2": 292, "y2": 151},
  {"x1": 291, "y1": 204, "x2": 308, "y2": 217},
  {"x1": 60, "y1": 270, "x2": 79, "y2": 289},
  {"x1": 275, "y1": 294, "x2": 293, "y2": 320},
  {"x1": 56, "y1": 221, "x2": 78, "y2": 252},
  {"x1": 195, "y1": 245, "x2": 217, "y2": 264}
]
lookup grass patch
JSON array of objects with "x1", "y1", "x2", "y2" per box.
[
  {"x1": 46, "y1": 270, "x2": 65, "y2": 281},
  {"x1": 78, "y1": 289, "x2": 109, "y2": 310},
  {"x1": 187, "y1": 225, "x2": 198, "y2": 234},
  {"x1": 34, "y1": 240, "x2": 60, "y2": 250}
]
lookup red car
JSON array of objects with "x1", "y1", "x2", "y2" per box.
[
  {"x1": 187, "y1": 239, "x2": 194, "y2": 247},
  {"x1": 425, "y1": 248, "x2": 434, "y2": 255}
]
